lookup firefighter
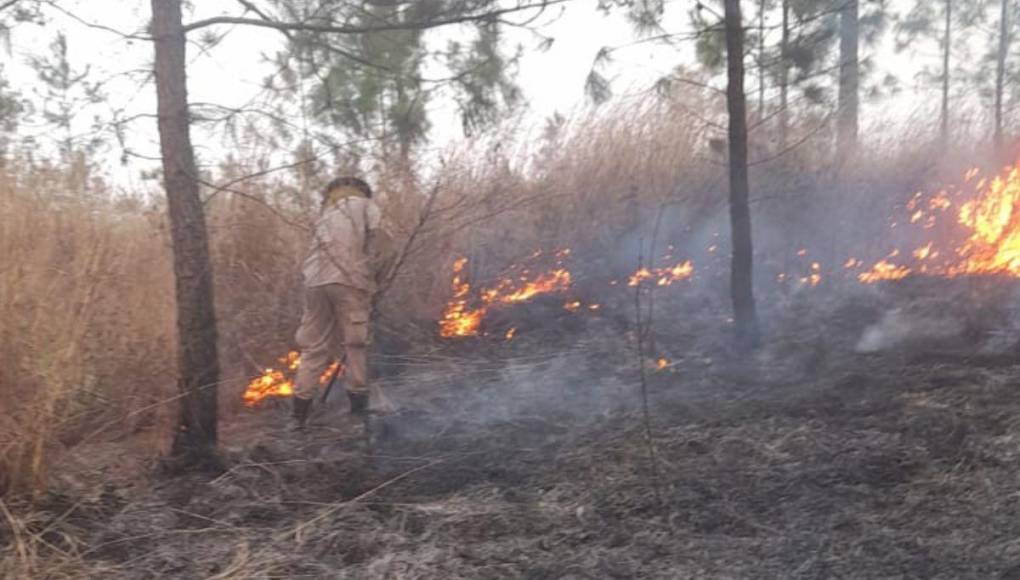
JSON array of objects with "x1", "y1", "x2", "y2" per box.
[{"x1": 290, "y1": 176, "x2": 395, "y2": 431}]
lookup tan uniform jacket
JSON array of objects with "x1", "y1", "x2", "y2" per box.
[{"x1": 301, "y1": 196, "x2": 393, "y2": 291}]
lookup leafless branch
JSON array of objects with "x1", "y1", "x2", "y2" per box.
[
  {"x1": 372, "y1": 177, "x2": 443, "y2": 312},
  {"x1": 183, "y1": 0, "x2": 569, "y2": 35},
  {"x1": 198, "y1": 176, "x2": 310, "y2": 232},
  {"x1": 666, "y1": 75, "x2": 726, "y2": 97},
  {"x1": 40, "y1": 0, "x2": 152, "y2": 41},
  {"x1": 631, "y1": 240, "x2": 664, "y2": 508},
  {"x1": 748, "y1": 109, "x2": 835, "y2": 168},
  {"x1": 235, "y1": 0, "x2": 276, "y2": 23}
]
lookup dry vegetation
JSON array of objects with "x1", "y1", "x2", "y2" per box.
[
  {"x1": 1, "y1": 94, "x2": 712, "y2": 497},
  {"x1": 3, "y1": 92, "x2": 1017, "y2": 577}
]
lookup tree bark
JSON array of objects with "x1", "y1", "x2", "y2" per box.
[
  {"x1": 757, "y1": 0, "x2": 766, "y2": 119},
  {"x1": 837, "y1": 0, "x2": 859, "y2": 156},
  {"x1": 779, "y1": 0, "x2": 789, "y2": 150},
  {"x1": 996, "y1": 0, "x2": 1009, "y2": 150},
  {"x1": 724, "y1": 0, "x2": 760, "y2": 350},
  {"x1": 151, "y1": 0, "x2": 221, "y2": 467},
  {"x1": 941, "y1": 0, "x2": 952, "y2": 144}
]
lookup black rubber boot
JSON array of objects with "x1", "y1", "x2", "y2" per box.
[
  {"x1": 288, "y1": 397, "x2": 313, "y2": 432},
  {"x1": 347, "y1": 391, "x2": 370, "y2": 416}
]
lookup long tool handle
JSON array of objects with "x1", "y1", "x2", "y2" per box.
[{"x1": 320, "y1": 353, "x2": 348, "y2": 404}]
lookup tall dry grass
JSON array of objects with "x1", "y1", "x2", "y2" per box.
[
  {"x1": 0, "y1": 170, "x2": 177, "y2": 497},
  {"x1": 0, "y1": 86, "x2": 980, "y2": 501},
  {"x1": 0, "y1": 164, "x2": 310, "y2": 496}
]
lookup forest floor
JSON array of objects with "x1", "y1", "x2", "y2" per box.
[{"x1": 6, "y1": 281, "x2": 1020, "y2": 579}]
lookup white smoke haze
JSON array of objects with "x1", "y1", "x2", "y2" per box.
[{"x1": 856, "y1": 308, "x2": 967, "y2": 354}]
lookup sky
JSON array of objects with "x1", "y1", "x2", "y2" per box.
[{"x1": 0, "y1": 0, "x2": 961, "y2": 192}]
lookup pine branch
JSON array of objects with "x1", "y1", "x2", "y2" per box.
[
  {"x1": 40, "y1": 0, "x2": 152, "y2": 41},
  {"x1": 183, "y1": 0, "x2": 568, "y2": 35}
]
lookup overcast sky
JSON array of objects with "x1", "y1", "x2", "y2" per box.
[{"x1": 1, "y1": 0, "x2": 954, "y2": 191}]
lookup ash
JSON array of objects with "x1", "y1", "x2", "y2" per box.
[{"x1": 12, "y1": 279, "x2": 1020, "y2": 580}]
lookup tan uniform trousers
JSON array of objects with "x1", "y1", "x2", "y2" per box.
[{"x1": 293, "y1": 284, "x2": 371, "y2": 400}]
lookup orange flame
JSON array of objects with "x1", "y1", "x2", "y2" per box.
[
  {"x1": 321, "y1": 361, "x2": 343, "y2": 384},
  {"x1": 858, "y1": 260, "x2": 911, "y2": 283},
  {"x1": 242, "y1": 368, "x2": 294, "y2": 407},
  {"x1": 438, "y1": 258, "x2": 487, "y2": 337},
  {"x1": 858, "y1": 162, "x2": 1020, "y2": 282},
  {"x1": 242, "y1": 350, "x2": 299, "y2": 406},
  {"x1": 439, "y1": 257, "x2": 574, "y2": 338},
  {"x1": 492, "y1": 270, "x2": 572, "y2": 305},
  {"x1": 242, "y1": 351, "x2": 344, "y2": 406},
  {"x1": 951, "y1": 166, "x2": 1020, "y2": 274},
  {"x1": 628, "y1": 260, "x2": 694, "y2": 287}
]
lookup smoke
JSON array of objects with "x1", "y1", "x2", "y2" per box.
[{"x1": 855, "y1": 308, "x2": 966, "y2": 353}]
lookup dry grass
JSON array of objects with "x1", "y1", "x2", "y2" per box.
[
  {"x1": 0, "y1": 84, "x2": 981, "y2": 506},
  {"x1": 0, "y1": 173, "x2": 175, "y2": 497},
  {"x1": 5, "y1": 282, "x2": 1020, "y2": 578}
]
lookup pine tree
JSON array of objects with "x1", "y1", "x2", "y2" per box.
[
  {"x1": 272, "y1": 0, "x2": 520, "y2": 165},
  {"x1": 27, "y1": 33, "x2": 104, "y2": 163},
  {"x1": 724, "y1": 0, "x2": 760, "y2": 349},
  {"x1": 896, "y1": 0, "x2": 985, "y2": 145},
  {"x1": 147, "y1": 0, "x2": 556, "y2": 468}
]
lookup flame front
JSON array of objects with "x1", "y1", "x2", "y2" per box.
[
  {"x1": 628, "y1": 260, "x2": 694, "y2": 287},
  {"x1": 953, "y1": 166, "x2": 1020, "y2": 274},
  {"x1": 242, "y1": 350, "x2": 299, "y2": 407},
  {"x1": 242, "y1": 351, "x2": 344, "y2": 407},
  {"x1": 242, "y1": 370, "x2": 293, "y2": 407},
  {"x1": 249, "y1": 251, "x2": 699, "y2": 405},
  {"x1": 439, "y1": 257, "x2": 573, "y2": 338},
  {"x1": 245, "y1": 162, "x2": 1020, "y2": 408},
  {"x1": 855, "y1": 161, "x2": 1020, "y2": 282},
  {"x1": 439, "y1": 258, "x2": 487, "y2": 337}
]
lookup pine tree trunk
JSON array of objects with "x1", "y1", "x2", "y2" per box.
[
  {"x1": 996, "y1": 0, "x2": 1009, "y2": 150},
  {"x1": 941, "y1": 0, "x2": 952, "y2": 144},
  {"x1": 779, "y1": 0, "x2": 790, "y2": 150},
  {"x1": 724, "y1": 0, "x2": 760, "y2": 350},
  {"x1": 837, "y1": 0, "x2": 859, "y2": 155},
  {"x1": 757, "y1": 0, "x2": 766, "y2": 119},
  {"x1": 151, "y1": 0, "x2": 221, "y2": 467}
]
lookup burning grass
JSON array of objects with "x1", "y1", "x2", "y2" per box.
[
  {"x1": 821, "y1": 159, "x2": 1020, "y2": 283},
  {"x1": 13, "y1": 85, "x2": 1020, "y2": 580},
  {"x1": 439, "y1": 253, "x2": 574, "y2": 338},
  {"x1": 241, "y1": 352, "x2": 343, "y2": 406},
  {"x1": 8, "y1": 285, "x2": 1020, "y2": 578}
]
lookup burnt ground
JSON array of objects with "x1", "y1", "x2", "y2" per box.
[{"x1": 8, "y1": 281, "x2": 1020, "y2": 579}]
